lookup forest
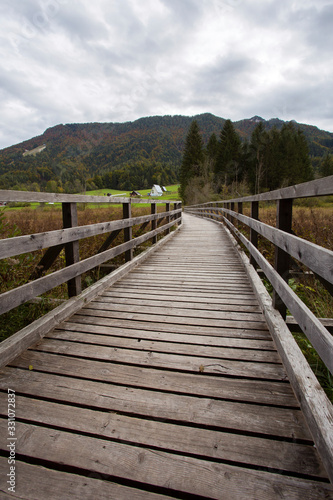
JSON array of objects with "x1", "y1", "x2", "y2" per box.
[
  {"x1": 0, "y1": 113, "x2": 332, "y2": 195},
  {"x1": 179, "y1": 119, "x2": 333, "y2": 204}
]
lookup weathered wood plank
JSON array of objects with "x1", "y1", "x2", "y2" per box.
[
  {"x1": 50, "y1": 329, "x2": 280, "y2": 362},
  {"x1": 0, "y1": 457, "x2": 174, "y2": 500},
  {"x1": 224, "y1": 217, "x2": 333, "y2": 375},
  {"x1": 0, "y1": 395, "x2": 325, "y2": 478},
  {"x1": 77, "y1": 307, "x2": 269, "y2": 331},
  {"x1": 0, "y1": 219, "x2": 179, "y2": 316},
  {"x1": 221, "y1": 206, "x2": 333, "y2": 286},
  {"x1": 57, "y1": 321, "x2": 275, "y2": 349},
  {"x1": 0, "y1": 210, "x2": 180, "y2": 259},
  {"x1": 104, "y1": 287, "x2": 259, "y2": 304},
  {"x1": 4, "y1": 355, "x2": 297, "y2": 406},
  {"x1": 0, "y1": 188, "x2": 181, "y2": 205},
  {"x1": 1, "y1": 420, "x2": 331, "y2": 500},
  {"x1": 87, "y1": 300, "x2": 265, "y2": 323},
  {"x1": 72, "y1": 313, "x2": 271, "y2": 339},
  {"x1": 32, "y1": 338, "x2": 287, "y2": 380}
]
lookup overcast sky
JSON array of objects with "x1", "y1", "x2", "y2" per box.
[{"x1": 1, "y1": 0, "x2": 332, "y2": 149}]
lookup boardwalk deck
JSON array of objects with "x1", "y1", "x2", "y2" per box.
[{"x1": 0, "y1": 213, "x2": 332, "y2": 499}]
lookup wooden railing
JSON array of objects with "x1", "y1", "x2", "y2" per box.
[
  {"x1": 0, "y1": 190, "x2": 182, "y2": 318},
  {"x1": 185, "y1": 176, "x2": 333, "y2": 372},
  {"x1": 185, "y1": 176, "x2": 333, "y2": 481}
]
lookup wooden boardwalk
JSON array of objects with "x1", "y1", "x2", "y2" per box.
[{"x1": 0, "y1": 213, "x2": 332, "y2": 499}]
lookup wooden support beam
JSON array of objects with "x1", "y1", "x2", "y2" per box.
[
  {"x1": 250, "y1": 201, "x2": 259, "y2": 268},
  {"x1": 151, "y1": 203, "x2": 157, "y2": 244},
  {"x1": 123, "y1": 201, "x2": 133, "y2": 262},
  {"x1": 29, "y1": 244, "x2": 64, "y2": 280},
  {"x1": 62, "y1": 203, "x2": 81, "y2": 297},
  {"x1": 273, "y1": 199, "x2": 293, "y2": 319},
  {"x1": 166, "y1": 203, "x2": 171, "y2": 234},
  {"x1": 97, "y1": 229, "x2": 122, "y2": 254}
]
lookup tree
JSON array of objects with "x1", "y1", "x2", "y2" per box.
[
  {"x1": 319, "y1": 153, "x2": 333, "y2": 177},
  {"x1": 215, "y1": 120, "x2": 242, "y2": 188},
  {"x1": 179, "y1": 120, "x2": 204, "y2": 204}
]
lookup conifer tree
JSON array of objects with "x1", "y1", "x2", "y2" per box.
[
  {"x1": 179, "y1": 120, "x2": 204, "y2": 203},
  {"x1": 319, "y1": 153, "x2": 333, "y2": 177},
  {"x1": 215, "y1": 119, "x2": 242, "y2": 187}
]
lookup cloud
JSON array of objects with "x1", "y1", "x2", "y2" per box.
[{"x1": 0, "y1": 0, "x2": 332, "y2": 149}]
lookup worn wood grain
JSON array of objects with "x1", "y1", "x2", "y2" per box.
[
  {"x1": 3, "y1": 355, "x2": 296, "y2": 406},
  {"x1": 0, "y1": 420, "x2": 331, "y2": 500},
  {"x1": 0, "y1": 457, "x2": 175, "y2": 500},
  {"x1": 0, "y1": 395, "x2": 325, "y2": 477},
  {"x1": 50, "y1": 328, "x2": 280, "y2": 362},
  {"x1": 32, "y1": 338, "x2": 287, "y2": 380}
]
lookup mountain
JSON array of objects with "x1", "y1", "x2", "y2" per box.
[{"x1": 0, "y1": 113, "x2": 332, "y2": 191}]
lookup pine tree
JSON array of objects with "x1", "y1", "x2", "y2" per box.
[
  {"x1": 179, "y1": 120, "x2": 204, "y2": 203},
  {"x1": 319, "y1": 153, "x2": 333, "y2": 177},
  {"x1": 215, "y1": 120, "x2": 242, "y2": 187}
]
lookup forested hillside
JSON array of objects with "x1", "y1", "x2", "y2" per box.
[{"x1": 0, "y1": 113, "x2": 332, "y2": 193}]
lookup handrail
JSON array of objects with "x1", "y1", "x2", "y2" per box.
[
  {"x1": 185, "y1": 176, "x2": 333, "y2": 373},
  {"x1": 0, "y1": 190, "x2": 182, "y2": 316}
]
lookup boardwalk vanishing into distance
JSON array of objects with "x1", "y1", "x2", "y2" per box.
[{"x1": 0, "y1": 211, "x2": 332, "y2": 499}]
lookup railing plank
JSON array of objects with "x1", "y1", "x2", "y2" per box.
[
  {"x1": 0, "y1": 219, "x2": 178, "y2": 316},
  {"x1": 219, "y1": 208, "x2": 333, "y2": 286},
  {"x1": 0, "y1": 210, "x2": 181, "y2": 260},
  {"x1": 222, "y1": 217, "x2": 333, "y2": 375}
]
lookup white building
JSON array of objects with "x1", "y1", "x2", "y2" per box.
[{"x1": 150, "y1": 185, "x2": 163, "y2": 196}]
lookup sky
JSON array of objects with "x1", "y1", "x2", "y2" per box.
[{"x1": 1, "y1": 0, "x2": 333, "y2": 150}]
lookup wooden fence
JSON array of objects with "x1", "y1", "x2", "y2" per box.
[{"x1": 0, "y1": 190, "x2": 182, "y2": 318}]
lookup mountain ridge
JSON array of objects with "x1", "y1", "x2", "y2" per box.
[{"x1": 0, "y1": 113, "x2": 332, "y2": 191}]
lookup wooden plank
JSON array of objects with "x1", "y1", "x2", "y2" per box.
[
  {"x1": 0, "y1": 188, "x2": 182, "y2": 205},
  {"x1": 0, "y1": 210, "x2": 180, "y2": 260},
  {"x1": 1, "y1": 420, "x2": 331, "y2": 499},
  {"x1": 72, "y1": 313, "x2": 271, "y2": 339},
  {"x1": 87, "y1": 300, "x2": 265, "y2": 323},
  {"x1": 0, "y1": 219, "x2": 179, "y2": 316},
  {"x1": 0, "y1": 226, "x2": 181, "y2": 369},
  {"x1": 56, "y1": 321, "x2": 275, "y2": 349},
  {"x1": 50, "y1": 329, "x2": 280, "y2": 363},
  {"x1": 222, "y1": 206, "x2": 333, "y2": 286},
  {"x1": 187, "y1": 176, "x2": 333, "y2": 204},
  {"x1": 0, "y1": 370, "x2": 302, "y2": 438},
  {"x1": 78, "y1": 307, "x2": 269, "y2": 331},
  {"x1": 4, "y1": 354, "x2": 297, "y2": 406},
  {"x1": 32, "y1": 338, "x2": 288, "y2": 380},
  {"x1": 223, "y1": 216, "x2": 333, "y2": 374},
  {"x1": 0, "y1": 457, "x2": 173, "y2": 500},
  {"x1": 105, "y1": 286, "x2": 259, "y2": 304},
  {"x1": 102, "y1": 288, "x2": 259, "y2": 305},
  {"x1": 0, "y1": 395, "x2": 326, "y2": 478}
]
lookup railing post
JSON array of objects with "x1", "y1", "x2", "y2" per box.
[
  {"x1": 151, "y1": 202, "x2": 157, "y2": 244},
  {"x1": 273, "y1": 198, "x2": 293, "y2": 319},
  {"x1": 166, "y1": 202, "x2": 171, "y2": 234},
  {"x1": 250, "y1": 201, "x2": 259, "y2": 268},
  {"x1": 62, "y1": 202, "x2": 81, "y2": 297},
  {"x1": 123, "y1": 200, "x2": 133, "y2": 262},
  {"x1": 230, "y1": 202, "x2": 235, "y2": 226},
  {"x1": 237, "y1": 202, "x2": 243, "y2": 229}
]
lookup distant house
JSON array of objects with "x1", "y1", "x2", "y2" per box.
[
  {"x1": 162, "y1": 186, "x2": 167, "y2": 192},
  {"x1": 150, "y1": 185, "x2": 163, "y2": 197},
  {"x1": 130, "y1": 190, "x2": 141, "y2": 197}
]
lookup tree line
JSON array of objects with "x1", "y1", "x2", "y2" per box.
[{"x1": 179, "y1": 119, "x2": 333, "y2": 205}]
